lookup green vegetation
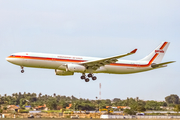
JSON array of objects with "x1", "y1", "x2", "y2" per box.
[
  {"x1": 18, "y1": 109, "x2": 29, "y2": 113},
  {"x1": 123, "y1": 109, "x2": 136, "y2": 115},
  {"x1": 0, "y1": 93, "x2": 180, "y2": 114},
  {"x1": 165, "y1": 94, "x2": 179, "y2": 106},
  {"x1": 0, "y1": 109, "x2": 3, "y2": 113},
  {"x1": 41, "y1": 110, "x2": 62, "y2": 113},
  {"x1": 63, "y1": 111, "x2": 73, "y2": 114},
  {"x1": 174, "y1": 104, "x2": 180, "y2": 113}
]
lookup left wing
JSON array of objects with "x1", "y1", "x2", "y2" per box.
[{"x1": 79, "y1": 49, "x2": 137, "y2": 70}]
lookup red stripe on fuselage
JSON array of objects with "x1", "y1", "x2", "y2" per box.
[
  {"x1": 8, "y1": 53, "x2": 159, "y2": 68},
  {"x1": 9, "y1": 55, "x2": 85, "y2": 63},
  {"x1": 111, "y1": 53, "x2": 158, "y2": 67}
]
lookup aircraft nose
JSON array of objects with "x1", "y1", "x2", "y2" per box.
[{"x1": 6, "y1": 57, "x2": 11, "y2": 62}]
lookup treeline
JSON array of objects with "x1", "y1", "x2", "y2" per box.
[{"x1": 0, "y1": 93, "x2": 179, "y2": 112}]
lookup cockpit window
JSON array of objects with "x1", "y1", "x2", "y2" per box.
[{"x1": 10, "y1": 55, "x2": 15, "y2": 57}]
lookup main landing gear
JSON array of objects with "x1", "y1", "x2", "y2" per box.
[
  {"x1": 21, "y1": 66, "x2": 24, "y2": 73},
  {"x1": 80, "y1": 73, "x2": 97, "y2": 82}
]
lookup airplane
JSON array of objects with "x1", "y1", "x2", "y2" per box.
[{"x1": 6, "y1": 41, "x2": 175, "y2": 82}]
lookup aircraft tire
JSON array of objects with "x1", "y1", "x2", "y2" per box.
[
  {"x1": 21, "y1": 70, "x2": 24, "y2": 73},
  {"x1": 85, "y1": 78, "x2": 90, "y2": 82},
  {"x1": 87, "y1": 73, "x2": 93, "y2": 78},
  {"x1": 81, "y1": 76, "x2": 85, "y2": 79},
  {"x1": 92, "y1": 76, "x2": 97, "y2": 80}
]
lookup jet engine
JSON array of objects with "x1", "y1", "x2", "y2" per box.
[
  {"x1": 67, "y1": 64, "x2": 86, "y2": 72},
  {"x1": 55, "y1": 69, "x2": 74, "y2": 76}
]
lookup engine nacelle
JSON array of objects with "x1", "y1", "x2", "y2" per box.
[
  {"x1": 67, "y1": 64, "x2": 86, "y2": 72},
  {"x1": 55, "y1": 69, "x2": 74, "y2": 76}
]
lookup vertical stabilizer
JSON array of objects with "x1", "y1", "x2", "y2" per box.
[{"x1": 140, "y1": 42, "x2": 170, "y2": 64}]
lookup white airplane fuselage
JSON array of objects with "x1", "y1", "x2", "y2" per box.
[
  {"x1": 6, "y1": 42, "x2": 174, "y2": 82},
  {"x1": 6, "y1": 52, "x2": 153, "y2": 74}
]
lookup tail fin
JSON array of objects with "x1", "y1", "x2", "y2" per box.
[{"x1": 140, "y1": 42, "x2": 170, "y2": 64}]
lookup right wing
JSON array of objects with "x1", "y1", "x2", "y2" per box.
[{"x1": 79, "y1": 49, "x2": 137, "y2": 70}]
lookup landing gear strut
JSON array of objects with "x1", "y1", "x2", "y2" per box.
[{"x1": 21, "y1": 66, "x2": 24, "y2": 73}]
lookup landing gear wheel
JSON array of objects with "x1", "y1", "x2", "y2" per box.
[
  {"x1": 85, "y1": 78, "x2": 90, "y2": 82},
  {"x1": 92, "y1": 76, "x2": 97, "y2": 80},
  {"x1": 81, "y1": 76, "x2": 86, "y2": 79},
  {"x1": 88, "y1": 73, "x2": 93, "y2": 78},
  {"x1": 21, "y1": 70, "x2": 24, "y2": 73}
]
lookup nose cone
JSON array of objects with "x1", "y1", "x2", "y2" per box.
[
  {"x1": 6, "y1": 57, "x2": 11, "y2": 62},
  {"x1": 6, "y1": 56, "x2": 14, "y2": 64},
  {"x1": 6, "y1": 56, "x2": 22, "y2": 65}
]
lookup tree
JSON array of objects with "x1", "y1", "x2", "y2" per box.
[
  {"x1": 3, "y1": 106, "x2": 7, "y2": 110},
  {"x1": 19, "y1": 99, "x2": 26, "y2": 109},
  {"x1": 124, "y1": 109, "x2": 136, "y2": 115},
  {"x1": 165, "y1": 94, "x2": 179, "y2": 105},
  {"x1": 71, "y1": 95, "x2": 78, "y2": 101},
  {"x1": 38, "y1": 93, "x2": 42, "y2": 98},
  {"x1": 174, "y1": 104, "x2": 180, "y2": 113},
  {"x1": 137, "y1": 106, "x2": 146, "y2": 112},
  {"x1": 47, "y1": 98, "x2": 58, "y2": 110},
  {"x1": 145, "y1": 101, "x2": 160, "y2": 110},
  {"x1": 113, "y1": 98, "x2": 121, "y2": 103}
]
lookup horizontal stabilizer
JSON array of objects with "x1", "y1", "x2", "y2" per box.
[{"x1": 151, "y1": 61, "x2": 176, "y2": 68}]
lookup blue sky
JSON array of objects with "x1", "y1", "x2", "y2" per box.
[{"x1": 0, "y1": 0, "x2": 179, "y2": 101}]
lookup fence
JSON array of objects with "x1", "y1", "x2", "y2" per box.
[{"x1": 100, "y1": 115, "x2": 180, "y2": 119}]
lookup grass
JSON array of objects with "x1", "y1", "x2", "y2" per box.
[{"x1": 41, "y1": 110, "x2": 62, "y2": 113}]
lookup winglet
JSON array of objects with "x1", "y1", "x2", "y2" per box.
[{"x1": 130, "y1": 49, "x2": 137, "y2": 53}]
